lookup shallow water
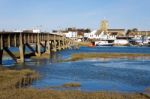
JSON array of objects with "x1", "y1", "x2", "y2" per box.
[{"x1": 5, "y1": 46, "x2": 150, "y2": 92}]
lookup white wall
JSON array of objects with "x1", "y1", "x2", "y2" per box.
[
  {"x1": 88, "y1": 30, "x2": 97, "y2": 39},
  {"x1": 33, "y1": 29, "x2": 40, "y2": 33},
  {"x1": 84, "y1": 33, "x2": 90, "y2": 38},
  {"x1": 65, "y1": 32, "x2": 77, "y2": 38}
]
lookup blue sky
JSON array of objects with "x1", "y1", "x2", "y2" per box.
[{"x1": 0, "y1": 0, "x2": 150, "y2": 31}]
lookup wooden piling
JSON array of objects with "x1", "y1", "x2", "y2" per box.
[
  {"x1": 52, "y1": 35, "x2": 57, "y2": 52},
  {"x1": 46, "y1": 41, "x2": 50, "y2": 54},
  {"x1": 45, "y1": 34, "x2": 50, "y2": 54},
  {"x1": 18, "y1": 33, "x2": 25, "y2": 63},
  {"x1": 36, "y1": 33, "x2": 41, "y2": 56},
  {"x1": 0, "y1": 49, "x2": 3, "y2": 65}
]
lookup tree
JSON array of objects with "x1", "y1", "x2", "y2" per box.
[
  {"x1": 126, "y1": 28, "x2": 138, "y2": 36},
  {"x1": 85, "y1": 28, "x2": 91, "y2": 33},
  {"x1": 126, "y1": 29, "x2": 131, "y2": 36},
  {"x1": 132, "y1": 28, "x2": 138, "y2": 32}
]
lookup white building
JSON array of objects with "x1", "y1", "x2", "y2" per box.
[
  {"x1": 23, "y1": 29, "x2": 41, "y2": 33},
  {"x1": 33, "y1": 29, "x2": 40, "y2": 33},
  {"x1": 86, "y1": 30, "x2": 115, "y2": 40},
  {"x1": 13, "y1": 30, "x2": 23, "y2": 32},
  {"x1": 65, "y1": 31, "x2": 77, "y2": 38},
  {"x1": 63, "y1": 31, "x2": 78, "y2": 41}
]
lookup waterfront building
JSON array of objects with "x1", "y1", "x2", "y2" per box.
[
  {"x1": 87, "y1": 20, "x2": 125, "y2": 40},
  {"x1": 54, "y1": 28, "x2": 91, "y2": 42},
  {"x1": 64, "y1": 31, "x2": 78, "y2": 41}
]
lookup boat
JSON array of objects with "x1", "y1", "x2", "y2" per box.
[
  {"x1": 95, "y1": 40, "x2": 113, "y2": 46},
  {"x1": 131, "y1": 36, "x2": 150, "y2": 46},
  {"x1": 113, "y1": 37, "x2": 130, "y2": 46}
]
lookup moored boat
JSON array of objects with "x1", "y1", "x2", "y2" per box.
[
  {"x1": 113, "y1": 37, "x2": 130, "y2": 46},
  {"x1": 95, "y1": 40, "x2": 113, "y2": 46}
]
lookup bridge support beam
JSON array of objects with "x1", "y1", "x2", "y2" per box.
[
  {"x1": 40, "y1": 42, "x2": 46, "y2": 53},
  {"x1": 18, "y1": 45, "x2": 25, "y2": 63},
  {"x1": 53, "y1": 41, "x2": 57, "y2": 52},
  {"x1": 0, "y1": 49, "x2": 3, "y2": 65},
  {"x1": 45, "y1": 34, "x2": 51, "y2": 54},
  {"x1": 52, "y1": 38, "x2": 57, "y2": 52},
  {"x1": 58, "y1": 40, "x2": 61, "y2": 50},
  {"x1": 36, "y1": 44, "x2": 41, "y2": 56},
  {"x1": 36, "y1": 34, "x2": 41, "y2": 57},
  {"x1": 26, "y1": 43, "x2": 36, "y2": 54},
  {"x1": 62, "y1": 36, "x2": 65, "y2": 49},
  {"x1": 46, "y1": 41, "x2": 51, "y2": 54},
  {"x1": 63, "y1": 42, "x2": 65, "y2": 49},
  {"x1": 4, "y1": 48, "x2": 18, "y2": 63},
  {"x1": 18, "y1": 33, "x2": 25, "y2": 63}
]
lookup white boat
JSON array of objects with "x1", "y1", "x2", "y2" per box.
[
  {"x1": 95, "y1": 40, "x2": 113, "y2": 46},
  {"x1": 113, "y1": 37, "x2": 130, "y2": 46},
  {"x1": 132, "y1": 36, "x2": 150, "y2": 46},
  {"x1": 114, "y1": 39, "x2": 129, "y2": 45}
]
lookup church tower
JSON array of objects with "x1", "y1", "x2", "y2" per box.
[{"x1": 100, "y1": 20, "x2": 108, "y2": 33}]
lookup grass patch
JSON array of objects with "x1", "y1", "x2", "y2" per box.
[
  {"x1": 66, "y1": 53, "x2": 150, "y2": 61},
  {"x1": 77, "y1": 42, "x2": 92, "y2": 47},
  {"x1": 0, "y1": 68, "x2": 39, "y2": 90},
  {"x1": 62, "y1": 82, "x2": 81, "y2": 88},
  {"x1": 0, "y1": 88, "x2": 149, "y2": 99},
  {"x1": 47, "y1": 82, "x2": 81, "y2": 89},
  {"x1": 31, "y1": 53, "x2": 50, "y2": 59}
]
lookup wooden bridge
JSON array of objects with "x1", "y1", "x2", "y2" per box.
[{"x1": 0, "y1": 32, "x2": 74, "y2": 65}]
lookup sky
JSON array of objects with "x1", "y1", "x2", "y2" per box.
[{"x1": 0, "y1": 0, "x2": 150, "y2": 31}]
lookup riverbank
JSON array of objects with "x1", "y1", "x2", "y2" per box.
[
  {"x1": 0, "y1": 67, "x2": 150, "y2": 99},
  {"x1": 0, "y1": 88, "x2": 149, "y2": 99},
  {"x1": 66, "y1": 53, "x2": 150, "y2": 61}
]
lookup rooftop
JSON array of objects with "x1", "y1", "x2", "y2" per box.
[{"x1": 108, "y1": 29, "x2": 125, "y2": 31}]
